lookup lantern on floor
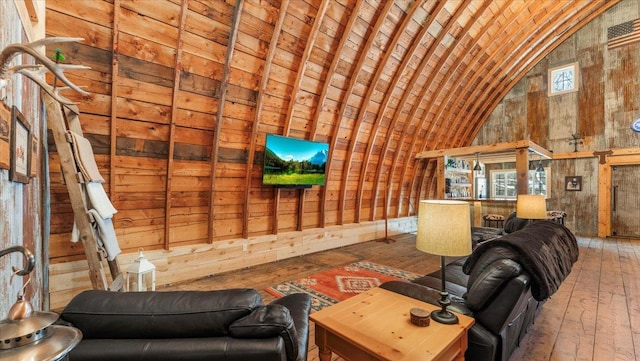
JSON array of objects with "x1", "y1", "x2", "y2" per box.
[{"x1": 126, "y1": 248, "x2": 156, "y2": 292}]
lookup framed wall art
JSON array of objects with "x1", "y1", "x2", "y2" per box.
[
  {"x1": 548, "y1": 62, "x2": 579, "y2": 96},
  {"x1": 10, "y1": 106, "x2": 31, "y2": 183},
  {"x1": 565, "y1": 176, "x2": 582, "y2": 191}
]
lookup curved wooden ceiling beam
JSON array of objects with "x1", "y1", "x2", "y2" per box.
[
  {"x1": 416, "y1": 0, "x2": 554, "y2": 155},
  {"x1": 400, "y1": 0, "x2": 519, "y2": 212},
  {"x1": 340, "y1": 0, "x2": 424, "y2": 223},
  {"x1": 309, "y1": 0, "x2": 364, "y2": 140},
  {"x1": 310, "y1": 0, "x2": 365, "y2": 227},
  {"x1": 434, "y1": 0, "x2": 576, "y2": 150},
  {"x1": 458, "y1": 0, "x2": 617, "y2": 148},
  {"x1": 406, "y1": 1, "x2": 569, "y2": 205},
  {"x1": 365, "y1": 17, "x2": 434, "y2": 221},
  {"x1": 354, "y1": 0, "x2": 432, "y2": 222},
  {"x1": 164, "y1": 0, "x2": 190, "y2": 247},
  {"x1": 324, "y1": 0, "x2": 395, "y2": 225},
  {"x1": 109, "y1": 0, "x2": 121, "y2": 200},
  {"x1": 383, "y1": 0, "x2": 495, "y2": 218},
  {"x1": 209, "y1": 0, "x2": 244, "y2": 240},
  {"x1": 370, "y1": 0, "x2": 480, "y2": 220},
  {"x1": 283, "y1": 0, "x2": 330, "y2": 136},
  {"x1": 242, "y1": 0, "x2": 289, "y2": 238}
]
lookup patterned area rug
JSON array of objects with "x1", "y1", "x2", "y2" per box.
[{"x1": 265, "y1": 261, "x2": 421, "y2": 312}]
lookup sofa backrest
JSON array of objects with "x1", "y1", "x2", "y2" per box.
[{"x1": 61, "y1": 289, "x2": 262, "y2": 339}]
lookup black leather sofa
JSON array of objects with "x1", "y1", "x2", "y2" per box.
[
  {"x1": 59, "y1": 289, "x2": 312, "y2": 361},
  {"x1": 381, "y1": 220, "x2": 578, "y2": 361}
]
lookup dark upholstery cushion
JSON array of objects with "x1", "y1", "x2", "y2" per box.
[
  {"x1": 61, "y1": 289, "x2": 262, "y2": 339},
  {"x1": 504, "y1": 212, "x2": 528, "y2": 233},
  {"x1": 270, "y1": 293, "x2": 312, "y2": 361},
  {"x1": 229, "y1": 304, "x2": 297, "y2": 359},
  {"x1": 466, "y1": 259, "x2": 522, "y2": 310}
]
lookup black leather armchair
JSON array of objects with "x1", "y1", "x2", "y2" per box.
[{"x1": 59, "y1": 289, "x2": 312, "y2": 361}]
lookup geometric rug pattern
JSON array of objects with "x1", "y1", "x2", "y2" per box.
[{"x1": 265, "y1": 260, "x2": 421, "y2": 312}]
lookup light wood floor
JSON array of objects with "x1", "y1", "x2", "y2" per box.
[{"x1": 164, "y1": 233, "x2": 639, "y2": 361}]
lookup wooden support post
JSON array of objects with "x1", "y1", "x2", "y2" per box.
[
  {"x1": 436, "y1": 157, "x2": 445, "y2": 199},
  {"x1": 515, "y1": 147, "x2": 529, "y2": 195}
]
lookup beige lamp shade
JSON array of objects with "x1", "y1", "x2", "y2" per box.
[
  {"x1": 516, "y1": 194, "x2": 547, "y2": 219},
  {"x1": 416, "y1": 200, "x2": 472, "y2": 257}
]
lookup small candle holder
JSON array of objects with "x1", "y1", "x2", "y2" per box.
[{"x1": 410, "y1": 308, "x2": 430, "y2": 327}]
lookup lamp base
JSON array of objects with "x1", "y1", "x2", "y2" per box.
[{"x1": 430, "y1": 309, "x2": 459, "y2": 324}]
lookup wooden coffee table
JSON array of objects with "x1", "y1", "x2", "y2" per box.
[{"x1": 310, "y1": 287, "x2": 474, "y2": 361}]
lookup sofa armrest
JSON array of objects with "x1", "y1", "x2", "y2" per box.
[
  {"x1": 269, "y1": 293, "x2": 312, "y2": 361},
  {"x1": 466, "y1": 258, "x2": 522, "y2": 310},
  {"x1": 229, "y1": 304, "x2": 298, "y2": 359}
]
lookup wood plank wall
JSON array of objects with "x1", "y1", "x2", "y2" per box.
[{"x1": 41, "y1": 0, "x2": 622, "y2": 305}]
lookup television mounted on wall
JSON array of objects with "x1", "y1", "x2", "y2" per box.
[{"x1": 262, "y1": 134, "x2": 329, "y2": 188}]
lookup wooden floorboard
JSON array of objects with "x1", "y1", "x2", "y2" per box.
[{"x1": 163, "y1": 234, "x2": 639, "y2": 361}]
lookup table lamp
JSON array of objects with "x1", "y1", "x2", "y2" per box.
[
  {"x1": 516, "y1": 194, "x2": 547, "y2": 220},
  {"x1": 416, "y1": 200, "x2": 472, "y2": 324}
]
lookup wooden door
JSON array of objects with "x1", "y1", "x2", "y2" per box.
[{"x1": 611, "y1": 165, "x2": 640, "y2": 237}]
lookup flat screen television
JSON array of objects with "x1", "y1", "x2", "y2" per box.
[{"x1": 262, "y1": 134, "x2": 329, "y2": 187}]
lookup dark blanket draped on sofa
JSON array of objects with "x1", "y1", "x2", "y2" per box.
[{"x1": 463, "y1": 220, "x2": 579, "y2": 301}]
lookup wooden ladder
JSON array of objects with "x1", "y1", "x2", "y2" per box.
[{"x1": 43, "y1": 91, "x2": 123, "y2": 291}]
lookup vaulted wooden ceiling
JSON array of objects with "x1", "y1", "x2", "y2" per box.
[{"x1": 45, "y1": 0, "x2": 618, "y2": 253}]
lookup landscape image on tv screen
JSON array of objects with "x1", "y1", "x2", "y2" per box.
[{"x1": 263, "y1": 134, "x2": 329, "y2": 186}]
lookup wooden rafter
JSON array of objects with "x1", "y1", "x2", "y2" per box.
[
  {"x1": 366, "y1": 0, "x2": 477, "y2": 220},
  {"x1": 209, "y1": 0, "x2": 244, "y2": 242},
  {"x1": 439, "y1": 0, "x2": 574, "y2": 149},
  {"x1": 311, "y1": 0, "x2": 365, "y2": 227},
  {"x1": 392, "y1": 0, "x2": 483, "y2": 215},
  {"x1": 243, "y1": 0, "x2": 289, "y2": 238},
  {"x1": 356, "y1": 0, "x2": 431, "y2": 221},
  {"x1": 109, "y1": 0, "x2": 120, "y2": 199},
  {"x1": 324, "y1": 0, "x2": 395, "y2": 225},
  {"x1": 421, "y1": 0, "x2": 547, "y2": 153},
  {"x1": 164, "y1": 0, "x2": 189, "y2": 249},
  {"x1": 283, "y1": 0, "x2": 329, "y2": 136},
  {"x1": 410, "y1": 2, "x2": 559, "y2": 207},
  {"x1": 339, "y1": 0, "x2": 420, "y2": 223},
  {"x1": 281, "y1": 0, "x2": 329, "y2": 232},
  {"x1": 380, "y1": 0, "x2": 493, "y2": 218}
]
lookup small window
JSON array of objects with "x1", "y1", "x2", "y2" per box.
[{"x1": 491, "y1": 168, "x2": 549, "y2": 199}]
